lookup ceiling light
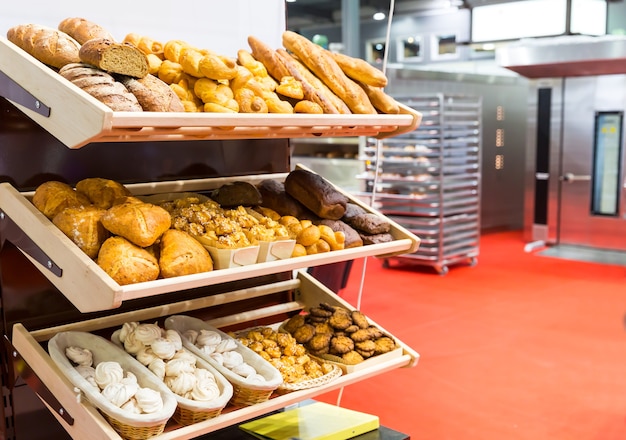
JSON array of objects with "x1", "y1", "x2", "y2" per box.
[
  {"x1": 285, "y1": 0, "x2": 296, "y2": 2},
  {"x1": 373, "y1": 11, "x2": 386, "y2": 20}
]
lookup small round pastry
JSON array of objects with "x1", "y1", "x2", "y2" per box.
[
  {"x1": 123, "y1": 332, "x2": 145, "y2": 356},
  {"x1": 330, "y1": 335, "x2": 354, "y2": 355},
  {"x1": 231, "y1": 362, "x2": 257, "y2": 378},
  {"x1": 293, "y1": 324, "x2": 315, "y2": 344},
  {"x1": 351, "y1": 310, "x2": 370, "y2": 329},
  {"x1": 135, "y1": 347, "x2": 158, "y2": 366},
  {"x1": 118, "y1": 322, "x2": 139, "y2": 344},
  {"x1": 95, "y1": 361, "x2": 124, "y2": 388},
  {"x1": 148, "y1": 358, "x2": 166, "y2": 381},
  {"x1": 165, "y1": 330, "x2": 183, "y2": 351},
  {"x1": 65, "y1": 346, "x2": 93, "y2": 367},
  {"x1": 222, "y1": 351, "x2": 244, "y2": 369},
  {"x1": 165, "y1": 371, "x2": 196, "y2": 396},
  {"x1": 121, "y1": 397, "x2": 142, "y2": 414},
  {"x1": 214, "y1": 338, "x2": 237, "y2": 353},
  {"x1": 133, "y1": 323, "x2": 163, "y2": 346},
  {"x1": 53, "y1": 205, "x2": 109, "y2": 259},
  {"x1": 308, "y1": 333, "x2": 331, "y2": 352},
  {"x1": 196, "y1": 330, "x2": 222, "y2": 348},
  {"x1": 151, "y1": 337, "x2": 177, "y2": 360},
  {"x1": 32, "y1": 181, "x2": 90, "y2": 219},
  {"x1": 190, "y1": 378, "x2": 220, "y2": 401},
  {"x1": 165, "y1": 357, "x2": 195, "y2": 377},
  {"x1": 172, "y1": 350, "x2": 197, "y2": 365},
  {"x1": 102, "y1": 382, "x2": 134, "y2": 407},
  {"x1": 97, "y1": 236, "x2": 160, "y2": 285},
  {"x1": 75, "y1": 177, "x2": 132, "y2": 209},
  {"x1": 134, "y1": 387, "x2": 164, "y2": 413}
]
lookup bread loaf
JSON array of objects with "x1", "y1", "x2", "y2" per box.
[
  {"x1": 210, "y1": 181, "x2": 262, "y2": 207},
  {"x1": 284, "y1": 169, "x2": 348, "y2": 220},
  {"x1": 247, "y1": 35, "x2": 290, "y2": 83},
  {"x1": 32, "y1": 181, "x2": 91, "y2": 219},
  {"x1": 118, "y1": 74, "x2": 185, "y2": 112},
  {"x1": 58, "y1": 63, "x2": 143, "y2": 112},
  {"x1": 257, "y1": 179, "x2": 312, "y2": 219},
  {"x1": 317, "y1": 219, "x2": 363, "y2": 248},
  {"x1": 7, "y1": 24, "x2": 80, "y2": 69},
  {"x1": 52, "y1": 205, "x2": 109, "y2": 259},
  {"x1": 282, "y1": 31, "x2": 376, "y2": 114},
  {"x1": 101, "y1": 201, "x2": 171, "y2": 247},
  {"x1": 159, "y1": 229, "x2": 213, "y2": 278},
  {"x1": 79, "y1": 38, "x2": 149, "y2": 78},
  {"x1": 58, "y1": 17, "x2": 114, "y2": 45},
  {"x1": 329, "y1": 51, "x2": 388, "y2": 88},
  {"x1": 75, "y1": 177, "x2": 132, "y2": 209},
  {"x1": 97, "y1": 236, "x2": 160, "y2": 285},
  {"x1": 358, "y1": 82, "x2": 399, "y2": 114}
]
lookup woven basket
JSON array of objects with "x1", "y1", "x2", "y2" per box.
[
  {"x1": 48, "y1": 331, "x2": 177, "y2": 440},
  {"x1": 111, "y1": 329, "x2": 233, "y2": 426},
  {"x1": 164, "y1": 315, "x2": 283, "y2": 407},
  {"x1": 276, "y1": 361, "x2": 343, "y2": 394}
]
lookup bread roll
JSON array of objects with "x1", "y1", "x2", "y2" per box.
[
  {"x1": 101, "y1": 201, "x2": 171, "y2": 247},
  {"x1": 317, "y1": 219, "x2": 363, "y2": 248},
  {"x1": 32, "y1": 181, "x2": 91, "y2": 219},
  {"x1": 282, "y1": 31, "x2": 376, "y2": 114},
  {"x1": 97, "y1": 236, "x2": 160, "y2": 285},
  {"x1": 118, "y1": 74, "x2": 185, "y2": 112},
  {"x1": 52, "y1": 205, "x2": 109, "y2": 259},
  {"x1": 7, "y1": 24, "x2": 80, "y2": 69},
  {"x1": 75, "y1": 178, "x2": 132, "y2": 209},
  {"x1": 79, "y1": 38, "x2": 149, "y2": 78},
  {"x1": 58, "y1": 17, "x2": 114, "y2": 45},
  {"x1": 159, "y1": 229, "x2": 213, "y2": 278},
  {"x1": 284, "y1": 169, "x2": 348, "y2": 220},
  {"x1": 58, "y1": 63, "x2": 143, "y2": 112},
  {"x1": 348, "y1": 213, "x2": 391, "y2": 235}
]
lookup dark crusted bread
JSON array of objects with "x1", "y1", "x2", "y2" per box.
[
  {"x1": 257, "y1": 178, "x2": 312, "y2": 219},
  {"x1": 118, "y1": 74, "x2": 185, "y2": 112},
  {"x1": 284, "y1": 169, "x2": 348, "y2": 220}
]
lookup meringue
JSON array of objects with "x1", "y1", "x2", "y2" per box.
[
  {"x1": 148, "y1": 358, "x2": 166, "y2": 381},
  {"x1": 95, "y1": 361, "x2": 124, "y2": 389},
  {"x1": 172, "y1": 350, "x2": 197, "y2": 366},
  {"x1": 231, "y1": 362, "x2": 257, "y2": 378},
  {"x1": 120, "y1": 397, "x2": 142, "y2": 414},
  {"x1": 135, "y1": 387, "x2": 164, "y2": 414},
  {"x1": 118, "y1": 321, "x2": 139, "y2": 344},
  {"x1": 222, "y1": 351, "x2": 244, "y2": 369},
  {"x1": 133, "y1": 323, "x2": 162, "y2": 346},
  {"x1": 199, "y1": 345, "x2": 216, "y2": 356},
  {"x1": 190, "y1": 379, "x2": 220, "y2": 401},
  {"x1": 165, "y1": 357, "x2": 195, "y2": 377},
  {"x1": 209, "y1": 352, "x2": 224, "y2": 365},
  {"x1": 135, "y1": 347, "x2": 158, "y2": 366},
  {"x1": 165, "y1": 371, "x2": 196, "y2": 396},
  {"x1": 183, "y1": 329, "x2": 199, "y2": 345},
  {"x1": 165, "y1": 329, "x2": 183, "y2": 351},
  {"x1": 123, "y1": 332, "x2": 144, "y2": 356},
  {"x1": 102, "y1": 382, "x2": 134, "y2": 407},
  {"x1": 196, "y1": 330, "x2": 221, "y2": 347},
  {"x1": 246, "y1": 373, "x2": 267, "y2": 384},
  {"x1": 151, "y1": 338, "x2": 177, "y2": 360},
  {"x1": 65, "y1": 346, "x2": 93, "y2": 367},
  {"x1": 75, "y1": 365, "x2": 98, "y2": 389},
  {"x1": 214, "y1": 339, "x2": 238, "y2": 354}
]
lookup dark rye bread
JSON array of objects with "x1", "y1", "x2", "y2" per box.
[
  {"x1": 284, "y1": 169, "x2": 348, "y2": 220},
  {"x1": 317, "y1": 219, "x2": 363, "y2": 248},
  {"x1": 257, "y1": 178, "x2": 312, "y2": 219}
]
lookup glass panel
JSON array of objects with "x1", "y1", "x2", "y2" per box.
[{"x1": 591, "y1": 112, "x2": 623, "y2": 216}]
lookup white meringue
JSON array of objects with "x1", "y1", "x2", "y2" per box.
[
  {"x1": 135, "y1": 387, "x2": 164, "y2": 414},
  {"x1": 65, "y1": 346, "x2": 93, "y2": 367},
  {"x1": 151, "y1": 338, "x2": 177, "y2": 360},
  {"x1": 209, "y1": 352, "x2": 224, "y2": 365},
  {"x1": 214, "y1": 339, "x2": 238, "y2": 353},
  {"x1": 246, "y1": 373, "x2": 267, "y2": 384},
  {"x1": 165, "y1": 358, "x2": 195, "y2": 377},
  {"x1": 231, "y1": 362, "x2": 257, "y2": 378},
  {"x1": 75, "y1": 365, "x2": 98, "y2": 389},
  {"x1": 165, "y1": 329, "x2": 183, "y2": 351},
  {"x1": 222, "y1": 351, "x2": 244, "y2": 369},
  {"x1": 148, "y1": 358, "x2": 166, "y2": 381},
  {"x1": 191, "y1": 379, "x2": 220, "y2": 401},
  {"x1": 164, "y1": 371, "x2": 196, "y2": 396},
  {"x1": 199, "y1": 345, "x2": 216, "y2": 356},
  {"x1": 133, "y1": 323, "x2": 162, "y2": 346},
  {"x1": 95, "y1": 362, "x2": 124, "y2": 389},
  {"x1": 123, "y1": 332, "x2": 145, "y2": 355},
  {"x1": 135, "y1": 347, "x2": 158, "y2": 366},
  {"x1": 194, "y1": 368, "x2": 217, "y2": 383},
  {"x1": 172, "y1": 350, "x2": 197, "y2": 366},
  {"x1": 183, "y1": 329, "x2": 199, "y2": 345},
  {"x1": 102, "y1": 382, "x2": 133, "y2": 407},
  {"x1": 120, "y1": 397, "x2": 142, "y2": 414},
  {"x1": 196, "y1": 330, "x2": 221, "y2": 347},
  {"x1": 118, "y1": 322, "x2": 139, "y2": 344}
]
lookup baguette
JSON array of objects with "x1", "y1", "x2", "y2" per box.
[
  {"x1": 79, "y1": 38, "x2": 149, "y2": 78},
  {"x1": 329, "y1": 51, "x2": 388, "y2": 88},
  {"x1": 282, "y1": 31, "x2": 376, "y2": 114},
  {"x1": 7, "y1": 24, "x2": 80, "y2": 69},
  {"x1": 247, "y1": 35, "x2": 290, "y2": 82},
  {"x1": 358, "y1": 81, "x2": 399, "y2": 114},
  {"x1": 58, "y1": 17, "x2": 114, "y2": 45}
]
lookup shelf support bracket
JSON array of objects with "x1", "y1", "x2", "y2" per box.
[
  {"x1": 3, "y1": 335, "x2": 74, "y2": 426},
  {"x1": 0, "y1": 210, "x2": 63, "y2": 277},
  {"x1": 0, "y1": 70, "x2": 51, "y2": 117}
]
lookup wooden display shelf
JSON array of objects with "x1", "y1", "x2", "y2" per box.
[
  {"x1": 11, "y1": 270, "x2": 419, "y2": 440},
  {"x1": 0, "y1": 171, "x2": 420, "y2": 313},
  {"x1": 0, "y1": 37, "x2": 422, "y2": 149}
]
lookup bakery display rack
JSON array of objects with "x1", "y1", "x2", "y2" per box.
[
  {"x1": 0, "y1": 37, "x2": 422, "y2": 150},
  {"x1": 358, "y1": 94, "x2": 481, "y2": 275}
]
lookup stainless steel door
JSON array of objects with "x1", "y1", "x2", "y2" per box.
[{"x1": 559, "y1": 75, "x2": 626, "y2": 250}]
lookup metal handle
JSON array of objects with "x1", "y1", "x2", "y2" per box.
[{"x1": 561, "y1": 172, "x2": 591, "y2": 182}]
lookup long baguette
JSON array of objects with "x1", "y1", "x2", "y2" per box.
[
  {"x1": 329, "y1": 51, "x2": 388, "y2": 88},
  {"x1": 282, "y1": 30, "x2": 376, "y2": 114},
  {"x1": 359, "y1": 82, "x2": 399, "y2": 114},
  {"x1": 247, "y1": 35, "x2": 290, "y2": 82}
]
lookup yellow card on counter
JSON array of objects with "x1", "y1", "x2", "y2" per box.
[{"x1": 239, "y1": 401, "x2": 380, "y2": 440}]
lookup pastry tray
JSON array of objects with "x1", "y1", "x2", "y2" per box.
[
  {"x1": 0, "y1": 170, "x2": 420, "y2": 313},
  {"x1": 0, "y1": 37, "x2": 422, "y2": 149},
  {"x1": 10, "y1": 269, "x2": 419, "y2": 440}
]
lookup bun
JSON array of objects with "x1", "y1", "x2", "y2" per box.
[
  {"x1": 159, "y1": 229, "x2": 213, "y2": 278},
  {"x1": 118, "y1": 74, "x2": 185, "y2": 112},
  {"x1": 79, "y1": 38, "x2": 149, "y2": 78},
  {"x1": 97, "y1": 236, "x2": 160, "y2": 285},
  {"x1": 284, "y1": 169, "x2": 348, "y2": 220},
  {"x1": 32, "y1": 181, "x2": 90, "y2": 219},
  {"x1": 101, "y1": 201, "x2": 171, "y2": 247},
  {"x1": 52, "y1": 205, "x2": 109, "y2": 259},
  {"x1": 58, "y1": 17, "x2": 114, "y2": 45},
  {"x1": 317, "y1": 219, "x2": 363, "y2": 249},
  {"x1": 6, "y1": 24, "x2": 80, "y2": 69},
  {"x1": 75, "y1": 177, "x2": 132, "y2": 209},
  {"x1": 58, "y1": 63, "x2": 143, "y2": 112}
]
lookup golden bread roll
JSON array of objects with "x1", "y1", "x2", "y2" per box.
[
  {"x1": 97, "y1": 236, "x2": 160, "y2": 285},
  {"x1": 58, "y1": 17, "x2": 114, "y2": 45},
  {"x1": 75, "y1": 177, "x2": 132, "y2": 209},
  {"x1": 284, "y1": 169, "x2": 349, "y2": 220},
  {"x1": 32, "y1": 181, "x2": 91, "y2": 219},
  {"x1": 119, "y1": 74, "x2": 185, "y2": 112},
  {"x1": 159, "y1": 229, "x2": 213, "y2": 278},
  {"x1": 101, "y1": 201, "x2": 171, "y2": 247},
  {"x1": 52, "y1": 205, "x2": 109, "y2": 259},
  {"x1": 79, "y1": 38, "x2": 149, "y2": 78},
  {"x1": 122, "y1": 33, "x2": 164, "y2": 57},
  {"x1": 294, "y1": 100, "x2": 323, "y2": 114},
  {"x1": 282, "y1": 31, "x2": 376, "y2": 114},
  {"x1": 329, "y1": 51, "x2": 388, "y2": 88},
  {"x1": 276, "y1": 76, "x2": 304, "y2": 100},
  {"x1": 318, "y1": 219, "x2": 363, "y2": 248},
  {"x1": 7, "y1": 24, "x2": 80, "y2": 69}
]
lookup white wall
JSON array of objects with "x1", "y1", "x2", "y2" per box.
[{"x1": 1, "y1": 0, "x2": 285, "y2": 56}]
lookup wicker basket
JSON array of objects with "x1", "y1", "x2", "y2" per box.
[
  {"x1": 111, "y1": 329, "x2": 233, "y2": 426},
  {"x1": 164, "y1": 315, "x2": 283, "y2": 407},
  {"x1": 48, "y1": 331, "x2": 177, "y2": 440},
  {"x1": 275, "y1": 361, "x2": 342, "y2": 394}
]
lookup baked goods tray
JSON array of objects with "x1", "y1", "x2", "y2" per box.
[
  {"x1": 10, "y1": 269, "x2": 419, "y2": 440},
  {"x1": 0, "y1": 171, "x2": 420, "y2": 313},
  {"x1": 0, "y1": 37, "x2": 422, "y2": 150}
]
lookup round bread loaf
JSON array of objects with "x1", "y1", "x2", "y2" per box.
[
  {"x1": 52, "y1": 205, "x2": 109, "y2": 259},
  {"x1": 159, "y1": 229, "x2": 213, "y2": 278},
  {"x1": 118, "y1": 74, "x2": 185, "y2": 112},
  {"x1": 101, "y1": 201, "x2": 171, "y2": 247},
  {"x1": 97, "y1": 236, "x2": 160, "y2": 285},
  {"x1": 76, "y1": 177, "x2": 132, "y2": 209},
  {"x1": 7, "y1": 24, "x2": 80, "y2": 69},
  {"x1": 32, "y1": 181, "x2": 91, "y2": 219}
]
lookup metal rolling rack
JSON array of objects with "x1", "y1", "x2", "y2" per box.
[{"x1": 358, "y1": 94, "x2": 481, "y2": 275}]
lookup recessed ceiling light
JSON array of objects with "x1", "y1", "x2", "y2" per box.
[{"x1": 373, "y1": 11, "x2": 386, "y2": 20}]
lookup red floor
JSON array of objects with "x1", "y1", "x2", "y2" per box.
[{"x1": 316, "y1": 230, "x2": 626, "y2": 440}]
